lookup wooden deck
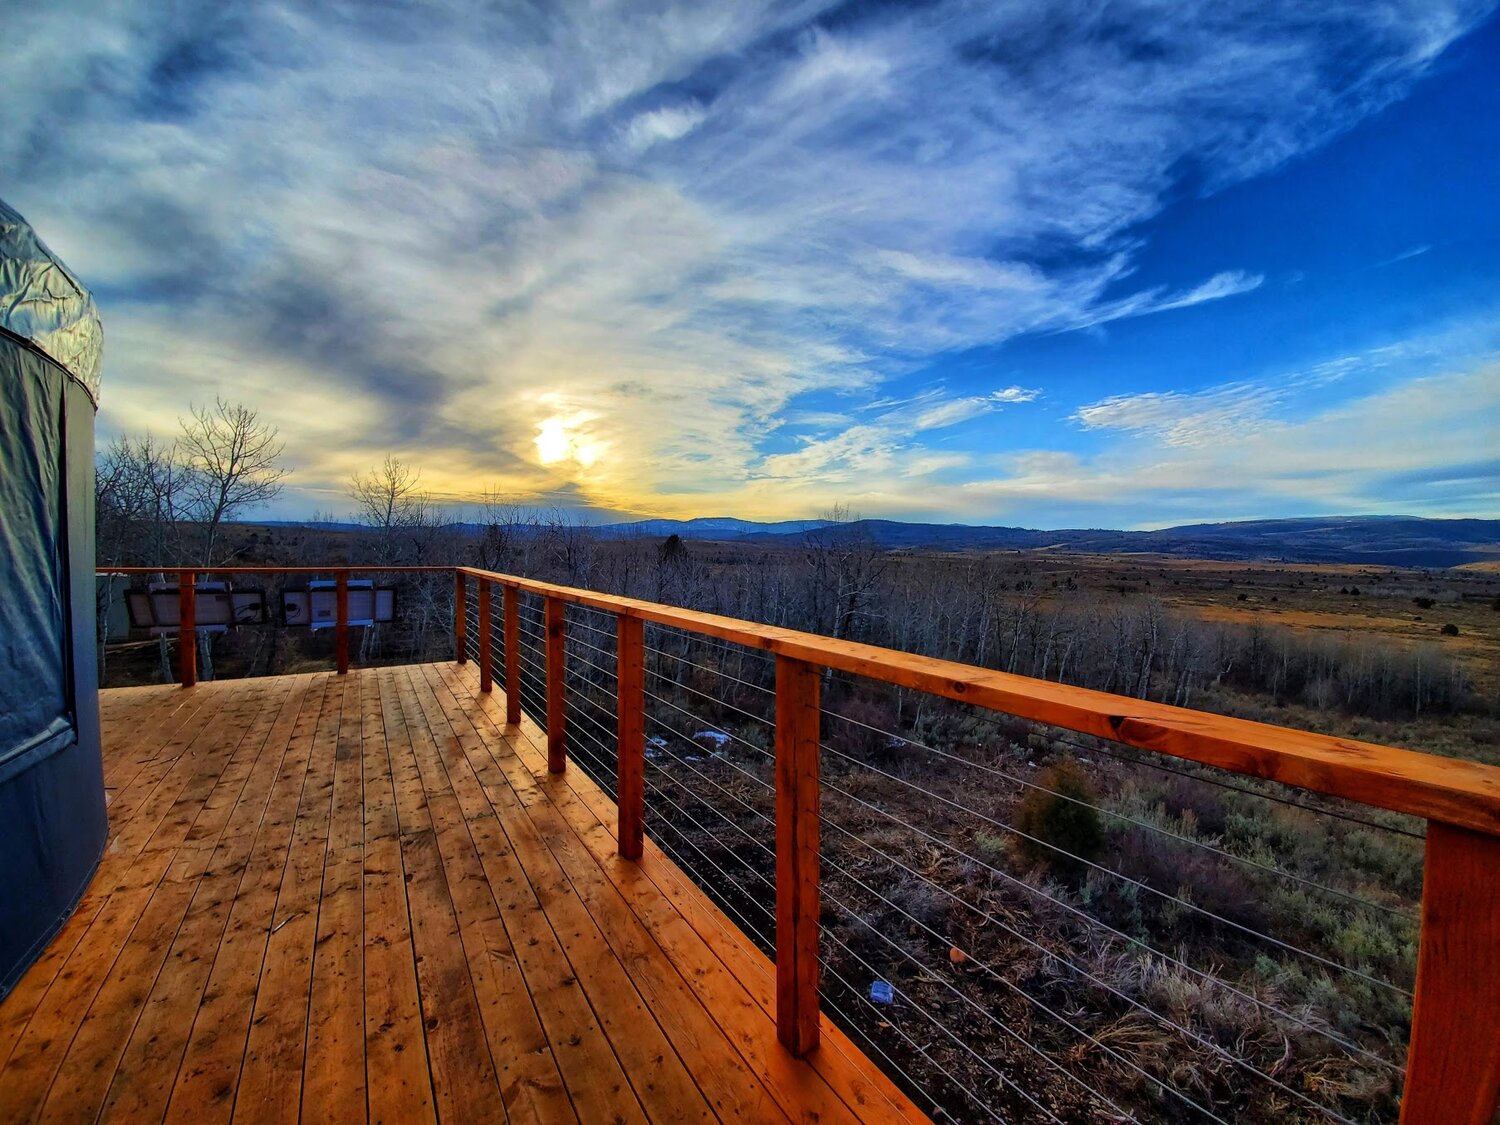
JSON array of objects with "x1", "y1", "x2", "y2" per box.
[{"x1": 0, "y1": 663, "x2": 923, "y2": 1123}]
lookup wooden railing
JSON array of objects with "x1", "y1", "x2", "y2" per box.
[
  {"x1": 99, "y1": 566, "x2": 452, "y2": 687},
  {"x1": 100, "y1": 564, "x2": 1500, "y2": 1122}
]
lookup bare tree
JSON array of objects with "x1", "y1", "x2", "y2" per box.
[
  {"x1": 96, "y1": 432, "x2": 191, "y2": 567},
  {"x1": 349, "y1": 455, "x2": 436, "y2": 565},
  {"x1": 470, "y1": 487, "x2": 538, "y2": 574},
  {"x1": 178, "y1": 398, "x2": 288, "y2": 565},
  {"x1": 802, "y1": 503, "x2": 889, "y2": 644}
]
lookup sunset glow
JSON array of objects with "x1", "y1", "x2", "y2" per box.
[{"x1": 6, "y1": 2, "x2": 1497, "y2": 525}]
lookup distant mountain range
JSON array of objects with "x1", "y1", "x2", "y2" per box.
[
  {"x1": 592, "y1": 515, "x2": 1500, "y2": 568},
  {"x1": 257, "y1": 514, "x2": 1500, "y2": 568},
  {"x1": 597, "y1": 516, "x2": 833, "y2": 538}
]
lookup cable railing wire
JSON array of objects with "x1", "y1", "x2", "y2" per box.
[
  {"x1": 818, "y1": 862, "x2": 1158, "y2": 1124},
  {"x1": 644, "y1": 652, "x2": 778, "y2": 731},
  {"x1": 817, "y1": 823, "x2": 1357, "y2": 1122},
  {"x1": 645, "y1": 642, "x2": 776, "y2": 699},
  {"x1": 816, "y1": 731, "x2": 1408, "y2": 999},
  {"x1": 817, "y1": 908, "x2": 1065, "y2": 1123},
  {"x1": 821, "y1": 706, "x2": 1418, "y2": 924},
  {"x1": 815, "y1": 764, "x2": 1405, "y2": 1080},
  {"x1": 1061, "y1": 732, "x2": 1426, "y2": 841},
  {"x1": 818, "y1": 958, "x2": 1004, "y2": 1125},
  {"x1": 629, "y1": 663, "x2": 1153, "y2": 1118},
  {"x1": 464, "y1": 586, "x2": 1413, "y2": 1121},
  {"x1": 642, "y1": 688, "x2": 777, "y2": 784}
]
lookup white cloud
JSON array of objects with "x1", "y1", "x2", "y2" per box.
[
  {"x1": 991, "y1": 386, "x2": 1041, "y2": 404},
  {"x1": 2, "y1": 0, "x2": 1488, "y2": 518},
  {"x1": 931, "y1": 357, "x2": 1500, "y2": 525},
  {"x1": 1072, "y1": 382, "x2": 1286, "y2": 447},
  {"x1": 621, "y1": 103, "x2": 708, "y2": 152},
  {"x1": 1150, "y1": 270, "x2": 1266, "y2": 313}
]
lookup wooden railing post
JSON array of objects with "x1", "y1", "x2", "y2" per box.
[
  {"x1": 454, "y1": 570, "x2": 468, "y2": 664},
  {"x1": 545, "y1": 596, "x2": 566, "y2": 773},
  {"x1": 477, "y1": 578, "x2": 493, "y2": 692},
  {"x1": 616, "y1": 615, "x2": 645, "y2": 860},
  {"x1": 503, "y1": 584, "x2": 521, "y2": 726},
  {"x1": 177, "y1": 570, "x2": 197, "y2": 688},
  {"x1": 1400, "y1": 822, "x2": 1500, "y2": 1124},
  {"x1": 774, "y1": 655, "x2": 821, "y2": 1056},
  {"x1": 335, "y1": 570, "x2": 349, "y2": 675}
]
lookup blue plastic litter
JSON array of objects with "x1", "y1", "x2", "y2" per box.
[{"x1": 869, "y1": 980, "x2": 894, "y2": 1004}]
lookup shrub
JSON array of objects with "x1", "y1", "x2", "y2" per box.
[
  {"x1": 1440, "y1": 623, "x2": 1459, "y2": 636},
  {"x1": 1013, "y1": 756, "x2": 1104, "y2": 879}
]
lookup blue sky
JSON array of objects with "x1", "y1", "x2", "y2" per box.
[{"x1": 5, "y1": 0, "x2": 1498, "y2": 528}]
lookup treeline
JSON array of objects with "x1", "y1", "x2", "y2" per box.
[{"x1": 95, "y1": 423, "x2": 1474, "y2": 717}]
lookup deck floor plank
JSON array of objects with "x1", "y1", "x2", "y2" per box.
[
  {"x1": 0, "y1": 665, "x2": 928, "y2": 1125},
  {"x1": 162, "y1": 676, "x2": 330, "y2": 1125},
  {"x1": 439, "y1": 664, "x2": 922, "y2": 1123},
  {"x1": 417, "y1": 663, "x2": 792, "y2": 1125},
  {"x1": 388, "y1": 667, "x2": 642, "y2": 1125},
  {"x1": 406, "y1": 667, "x2": 713, "y2": 1123},
  {"x1": 229, "y1": 672, "x2": 345, "y2": 1125},
  {"x1": 301, "y1": 673, "x2": 369, "y2": 1125},
  {"x1": 38, "y1": 677, "x2": 298, "y2": 1123},
  {"x1": 378, "y1": 668, "x2": 507, "y2": 1123},
  {"x1": 0, "y1": 678, "x2": 278, "y2": 1119},
  {"x1": 361, "y1": 669, "x2": 439, "y2": 1125},
  {"x1": 390, "y1": 667, "x2": 576, "y2": 1124},
  {"x1": 100, "y1": 675, "x2": 321, "y2": 1122}
]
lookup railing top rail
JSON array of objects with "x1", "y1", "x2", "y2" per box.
[{"x1": 457, "y1": 565, "x2": 1500, "y2": 835}]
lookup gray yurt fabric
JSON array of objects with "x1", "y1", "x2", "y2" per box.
[{"x1": 0, "y1": 199, "x2": 107, "y2": 996}]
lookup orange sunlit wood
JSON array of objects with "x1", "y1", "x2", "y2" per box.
[
  {"x1": 774, "y1": 655, "x2": 822, "y2": 1057},
  {"x1": 545, "y1": 595, "x2": 566, "y2": 773},
  {"x1": 616, "y1": 613, "x2": 645, "y2": 860},
  {"x1": 459, "y1": 567, "x2": 1500, "y2": 836},
  {"x1": 0, "y1": 666, "x2": 921, "y2": 1124},
  {"x1": 75, "y1": 564, "x2": 1500, "y2": 1120},
  {"x1": 453, "y1": 570, "x2": 467, "y2": 664},
  {"x1": 177, "y1": 569, "x2": 196, "y2": 688},
  {"x1": 502, "y1": 583, "x2": 521, "y2": 725},
  {"x1": 476, "y1": 577, "x2": 492, "y2": 692},
  {"x1": 1400, "y1": 823, "x2": 1500, "y2": 1124}
]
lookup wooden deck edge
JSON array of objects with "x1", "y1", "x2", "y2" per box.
[{"x1": 441, "y1": 662, "x2": 931, "y2": 1124}]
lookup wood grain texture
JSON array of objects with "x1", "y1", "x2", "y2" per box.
[
  {"x1": 503, "y1": 583, "x2": 522, "y2": 726},
  {"x1": 178, "y1": 571, "x2": 196, "y2": 688},
  {"x1": 0, "y1": 666, "x2": 918, "y2": 1123},
  {"x1": 438, "y1": 660, "x2": 918, "y2": 1124},
  {"x1": 453, "y1": 571, "x2": 468, "y2": 665},
  {"x1": 1400, "y1": 822, "x2": 1500, "y2": 1125},
  {"x1": 108, "y1": 564, "x2": 1500, "y2": 833},
  {"x1": 774, "y1": 656, "x2": 821, "y2": 1057},
  {"x1": 477, "y1": 578, "x2": 492, "y2": 693},
  {"x1": 458, "y1": 567, "x2": 1500, "y2": 834},
  {"x1": 615, "y1": 614, "x2": 645, "y2": 861},
  {"x1": 336, "y1": 570, "x2": 350, "y2": 675},
  {"x1": 545, "y1": 596, "x2": 566, "y2": 774}
]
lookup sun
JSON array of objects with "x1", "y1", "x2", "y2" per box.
[
  {"x1": 535, "y1": 418, "x2": 571, "y2": 464},
  {"x1": 534, "y1": 413, "x2": 607, "y2": 468}
]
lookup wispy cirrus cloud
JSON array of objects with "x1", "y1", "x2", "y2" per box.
[
  {"x1": 2, "y1": 0, "x2": 1491, "y2": 520},
  {"x1": 946, "y1": 361, "x2": 1500, "y2": 524},
  {"x1": 1072, "y1": 382, "x2": 1287, "y2": 448}
]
